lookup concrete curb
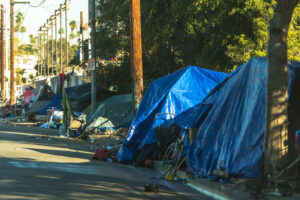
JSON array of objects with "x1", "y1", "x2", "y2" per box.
[
  {"x1": 153, "y1": 161, "x2": 248, "y2": 200},
  {"x1": 153, "y1": 161, "x2": 300, "y2": 200}
]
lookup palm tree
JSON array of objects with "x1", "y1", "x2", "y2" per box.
[
  {"x1": 69, "y1": 20, "x2": 77, "y2": 32},
  {"x1": 69, "y1": 20, "x2": 78, "y2": 42}
]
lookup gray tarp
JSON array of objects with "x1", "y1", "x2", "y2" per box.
[{"x1": 85, "y1": 94, "x2": 134, "y2": 132}]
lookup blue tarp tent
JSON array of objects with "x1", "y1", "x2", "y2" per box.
[
  {"x1": 187, "y1": 57, "x2": 300, "y2": 179},
  {"x1": 117, "y1": 66, "x2": 228, "y2": 162}
]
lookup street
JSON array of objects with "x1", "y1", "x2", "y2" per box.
[{"x1": 0, "y1": 124, "x2": 211, "y2": 200}]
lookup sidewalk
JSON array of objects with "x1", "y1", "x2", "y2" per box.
[{"x1": 153, "y1": 161, "x2": 300, "y2": 200}]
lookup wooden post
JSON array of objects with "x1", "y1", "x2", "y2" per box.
[
  {"x1": 51, "y1": 18, "x2": 54, "y2": 76},
  {"x1": 60, "y1": 5, "x2": 63, "y2": 73},
  {"x1": 47, "y1": 22, "x2": 49, "y2": 76},
  {"x1": 43, "y1": 27, "x2": 46, "y2": 76},
  {"x1": 130, "y1": 0, "x2": 143, "y2": 112},
  {"x1": 65, "y1": 0, "x2": 68, "y2": 69},
  {"x1": 55, "y1": 12, "x2": 58, "y2": 75},
  {"x1": 90, "y1": 0, "x2": 97, "y2": 113},
  {"x1": 80, "y1": 11, "x2": 84, "y2": 64},
  {"x1": 10, "y1": 0, "x2": 15, "y2": 115},
  {"x1": 1, "y1": 4, "x2": 5, "y2": 101}
]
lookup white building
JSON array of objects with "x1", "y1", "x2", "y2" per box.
[{"x1": 15, "y1": 55, "x2": 38, "y2": 82}]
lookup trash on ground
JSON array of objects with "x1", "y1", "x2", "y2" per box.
[{"x1": 144, "y1": 184, "x2": 159, "y2": 193}]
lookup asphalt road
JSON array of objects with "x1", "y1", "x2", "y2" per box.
[{"x1": 0, "y1": 124, "x2": 212, "y2": 200}]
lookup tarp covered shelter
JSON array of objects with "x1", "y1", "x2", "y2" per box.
[
  {"x1": 84, "y1": 94, "x2": 134, "y2": 133},
  {"x1": 26, "y1": 84, "x2": 55, "y2": 113},
  {"x1": 65, "y1": 83, "x2": 116, "y2": 112},
  {"x1": 187, "y1": 57, "x2": 300, "y2": 179},
  {"x1": 37, "y1": 84, "x2": 55, "y2": 100},
  {"x1": 117, "y1": 66, "x2": 228, "y2": 163},
  {"x1": 38, "y1": 92, "x2": 63, "y2": 115}
]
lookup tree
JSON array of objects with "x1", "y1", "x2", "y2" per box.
[
  {"x1": 15, "y1": 12, "x2": 26, "y2": 33},
  {"x1": 69, "y1": 20, "x2": 77, "y2": 32},
  {"x1": 264, "y1": 0, "x2": 299, "y2": 185},
  {"x1": 69, "y1": 20, "x2": 78, "y2": 41},
  {"x1": 58, "y1": 28, "x2": 64, "y2": 35},
  {"x1": 15, "y1": 68, "x2": 25, "y2": 85},
  {"x1": 94, "y1": 0, "x2": 299, "y2": 93}
]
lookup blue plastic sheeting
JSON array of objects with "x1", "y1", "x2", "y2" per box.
[
  {"x1": 117, "y1": 66, "x2": 228, "y2": 163},
  {"x1": 187, "y1": 57, "x2": 300, "y2": 179},
  {"x1": 38, "y1": 93, "x2": 62, "y2": 115}
]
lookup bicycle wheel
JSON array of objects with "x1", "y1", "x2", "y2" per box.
[
  {"x1": 171, "y1": 139, "x2": 183, "y2": 174},
  {"x1": 161, "y1": 139, "x2": 182, "y2": 174},
  {"x1": 161, "y1": 142, "x2": 175, "y2": 174}
]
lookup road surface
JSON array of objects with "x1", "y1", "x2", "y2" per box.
[{"x1": 0, "y1": 124, "x2": 212, "y2": 200}]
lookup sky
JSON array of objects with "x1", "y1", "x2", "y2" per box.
[{"x1": 2, "y1": 0, "x2": 89, "y2": 43}]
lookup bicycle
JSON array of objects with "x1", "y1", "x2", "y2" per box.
[{"x1": 161, "y1": 125, "x2": 188, "y2": 175}]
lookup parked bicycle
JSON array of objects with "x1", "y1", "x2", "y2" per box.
[
  {"x1": 154, "y1": 113, "x2": 188, "y2": 175},
  {"x1": 161, "y1": 125, "x2": 187, "y2": 175}
]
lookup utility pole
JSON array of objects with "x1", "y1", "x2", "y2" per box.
[
  {"x1": 9, "y1": 0, "x2": 30, "y2": 115},
  {"x1": 90, "y1": 0, "x2": 97, "y2": 113},
  {"x1": 55, "y1": 11, "x2": 58, "y2": 75},
  {"x1": 10, "y1": 0, "x2": 15, "y2": 115},
  {"x1": 65, "y1": 0, "x2": 69, "y2": 69},
  {"x1": 130, "y1": 0, "x2": 144, "y2": 112},
  {"x1": 60, "y1": 5, "x2": 63, "y2": 73},
  {"x1": 39, "y1": 32, "x2": 42, "y2": 76},
  {"x1": 43, "y1": 25, "x2": 46, "y2": 76},
  {"x1": 47, "y1": 20, "x2": 50, "y2": 76},
  {"x1": 51, "y1": 17, "x2": 54, "y2": 76},
  {"x1": 1, "y1": 4, "x2": 5, "y2": 101},
  {"x1": 80, "y1": 11, "x2": 84, "y2": 64},
  {"x1": 37, "y1": 32, "x2": 41, "y2": 76}
]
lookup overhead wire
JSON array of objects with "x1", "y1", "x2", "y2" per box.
[
  {"x1": 15, "y1": 4, "x2": 30, "y2": 41},
  {"x1": 4, "y1": 3, "x2": 27, "y2": 28},
  {"x1": 30, "y1": 0, "x2": 47, "y2": 8}
]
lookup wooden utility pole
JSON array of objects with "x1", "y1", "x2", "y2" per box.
[
  {"x1": 37, "y1": 32, "x2": 40, "y2": 76},
  {"x1": 130, "y1": 0, "x2": 143, "y2": 111},
  {"x1": 65, "y1": 0, "x2": 68, "y2": 69},
  {"x1": 51, "y1": 17, "x2": 54, "y2": 76},
  {"x1": 47, "y1": 20, "x2": 50, "y2": 76},
  {"x1": 10, "y1": 0, "x2": 15, "y2": 115},
  {"x1": 1, "y1": 4, "x2": 5, "y2": 101},
  {"x1": 80, "y1": 11, "x2": 84, "y2": 64},
  {"x1": 60, "y1": 5, "x2": 63, "y2": 73},
  {"x1": 90, "y1": 0, "x2": 97, "y2": 113},
  {"x1": 43, "y1": 26, "x2": 46, "y2": 76},
  {"x1": 55, "y1": 11, "x2": 58, "y2": 75}
]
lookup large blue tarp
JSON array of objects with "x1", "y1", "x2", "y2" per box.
[
  {"x1": 187, "y1": 57, "x2": 300, "y2": 179},
  {"x1": 117, "y1": 66, "x2": 228, "y2": 162}
]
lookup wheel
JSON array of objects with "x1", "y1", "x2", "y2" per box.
[
  {"x1": 161, "y1": 139, "x2": 183, "y2": 174},
  {"x1": 161, "y1": 142, "x2": 175, "y2": 174},
  {"x1": 171, "y1": 139, "x2": 183, "y2": 174}
]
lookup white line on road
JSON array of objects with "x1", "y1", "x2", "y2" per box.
[{"x1": 187, "y1": 183, "x2": 228, "y2": 200}]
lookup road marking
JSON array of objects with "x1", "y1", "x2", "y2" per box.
[{"x1": 187, "y1": 183, "x2": 228, "y2": 200}]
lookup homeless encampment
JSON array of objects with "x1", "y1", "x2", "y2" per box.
[
  {"x1": 117, "y1": 66, "x2": 228, "y2": 163},
  {"x1": 65, "y1": 83, "x2": 116, "y2": 112},
  {"x1": 187, "y1": 57, "x2": 300, "y2": 179},
  {"x1": 84, "y1": 94, "x2": 134, "y2": 134}
]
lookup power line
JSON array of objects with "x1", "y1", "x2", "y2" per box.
[{"x1": 30, "y1": 0, "x2": 47, "y2": 8}]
